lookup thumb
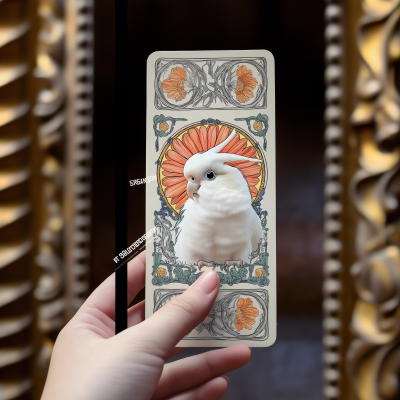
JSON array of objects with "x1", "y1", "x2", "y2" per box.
[{"x1": 121, "y1": 271, "x2": 220, "y2": 358}]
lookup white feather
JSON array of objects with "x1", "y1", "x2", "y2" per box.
[{"x1": 174, "y1": 129, "x2": 263, "y2": 264}]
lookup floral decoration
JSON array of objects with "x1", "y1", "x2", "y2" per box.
[
  {"x1": 162, "y1": 66, "x2": 188, "y2": 102},
  {"x1": 234, "y1": 298, "x2": 259, "y2": 331},
  {"x1": 235, "y1": 66, "x2": 258, "y2": 104}
]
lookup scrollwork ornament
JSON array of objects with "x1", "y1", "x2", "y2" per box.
[
  {"x1": 153, "y1": 289, "x2": 269, "y2": 341},
  {"x1": 153, "y1": 114, "x2": 187, "y2": 151},
  {"x1": 235, "y1": 114, "x2": 269, "y2": 150},
  {"x1": 154, "y1": 58, "x2": 267, "y2": 110}
]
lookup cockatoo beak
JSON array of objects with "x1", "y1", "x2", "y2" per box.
[{"x1": 187, "y1": 181, "x2": 200, "y2": 200}]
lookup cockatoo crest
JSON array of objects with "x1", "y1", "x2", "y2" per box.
[{"x1": 183, "y1": 129, "x2": 263, "y2": 200}]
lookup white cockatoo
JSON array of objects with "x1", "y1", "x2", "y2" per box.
[{"x1": 174, "y1": 129, "x2": 263, "y2": 265}]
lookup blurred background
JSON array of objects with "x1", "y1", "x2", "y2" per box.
[{"x1": 2, "y1": 0, "x2": 399, "y2": 399}]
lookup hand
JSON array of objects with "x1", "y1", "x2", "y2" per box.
[{"x1": 41, "y1": 251, "x2": 251, "y2": 400}]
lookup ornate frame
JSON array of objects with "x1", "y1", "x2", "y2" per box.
[
  {"x1": 324, "y1": 1, "x2": 400, "y2": 399},
  {"x1": 0, "y1": 0, "x2": 93, "y2": 398}
]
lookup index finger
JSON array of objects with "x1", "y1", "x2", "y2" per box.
[{"x1": 119, "y1": 271, "x2": 220, "y2": 359}]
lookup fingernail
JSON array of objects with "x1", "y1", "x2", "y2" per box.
[
  {"x1": 222, "y1": 375, "x2": 229, "y2": 383},
  {"x1": 192, "y1": 271, "x2": 218, "y2": 294}
]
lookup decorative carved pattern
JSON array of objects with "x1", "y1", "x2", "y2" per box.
[
  {"x1": 348, "y1": 2, "x2": 400, "y2": 400},
  {"x1": 0, "y1": 0, "x2": 93, "y2": 397},
  {"x1": 0, "y1": 0, "x2": 34, "y2": 397},
  {"x1": 323, "y1": 1, "x2": 345, "y2": 399},
  {"x1": 32, "y1": 0, "x2": 94, "y2": 381},
  {"x1": 64, "y1": 0, "x2": 94, "y2": 319},
  {"x1": 63, "y1": 0, "x2": 94, "y2": 319},
  {"x1": 33, "y1": 0, "x2": 67, "y2": 379}
]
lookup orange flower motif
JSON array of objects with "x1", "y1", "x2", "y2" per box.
[
  {"x1": 157, "y1": 267, "x2": 167, "y2": 278},
  {"x1": 234, "y1": 298, "x2": 259, "y2": 332},
  {"x1": 160, "y1": 125, "x2": 263, "y2": 210},
  {"x1": 253, "y1": 121, "x2": 263, "y2": 131},
  {"x1": 235, "y1": 66, "x2": 258, "y2": 104},
  {"x1": 159, "y1": 121, "x2": 169, "y2": 132},
  {"x1": 162, "y1": 67, "x2": 187, "y2": 102},
  {"x1": 255, "y1": 268, "x2": 265, "y2": 278}
]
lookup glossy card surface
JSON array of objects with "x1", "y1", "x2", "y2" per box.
[{"x1": 145, "y1": 50, "x2": 276, "y2": 347}]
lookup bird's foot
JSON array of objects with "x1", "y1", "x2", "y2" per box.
[
  {"x1": 224, "y1": 259, "x2": 244, "y2": 272},
  {"x1": 197, "y1": 260, "x2": 216, "y2": 270}
]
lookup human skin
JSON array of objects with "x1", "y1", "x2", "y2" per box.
[{"x1": 41, "y1": 251, "x2": 251, "y2": 400}]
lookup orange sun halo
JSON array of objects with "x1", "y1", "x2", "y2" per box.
[{"x1": 158, "y1": 124, "x2": 264, "y2": 212}]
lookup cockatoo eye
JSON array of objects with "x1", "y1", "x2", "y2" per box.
[{"x1": 204, "y1": 170, "x2": 217, "y2": 181}]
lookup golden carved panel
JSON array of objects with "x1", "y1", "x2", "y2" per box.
[
  {"x1": 0, "y1": 0, "x2": 36, "y2": 398},
  {"x1": 0, "y1": 0, "x2": 93, "y2": 398},
  {"x1": 348, "y1": 1, "x2": 400, "y2": 400},
  {"x1": 324, "y1": 1, "x2": 400, "y2": 400}
]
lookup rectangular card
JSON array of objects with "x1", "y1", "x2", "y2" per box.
[{"x1": 145, "y1": 50, "x2": 276, "y2": 347}]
